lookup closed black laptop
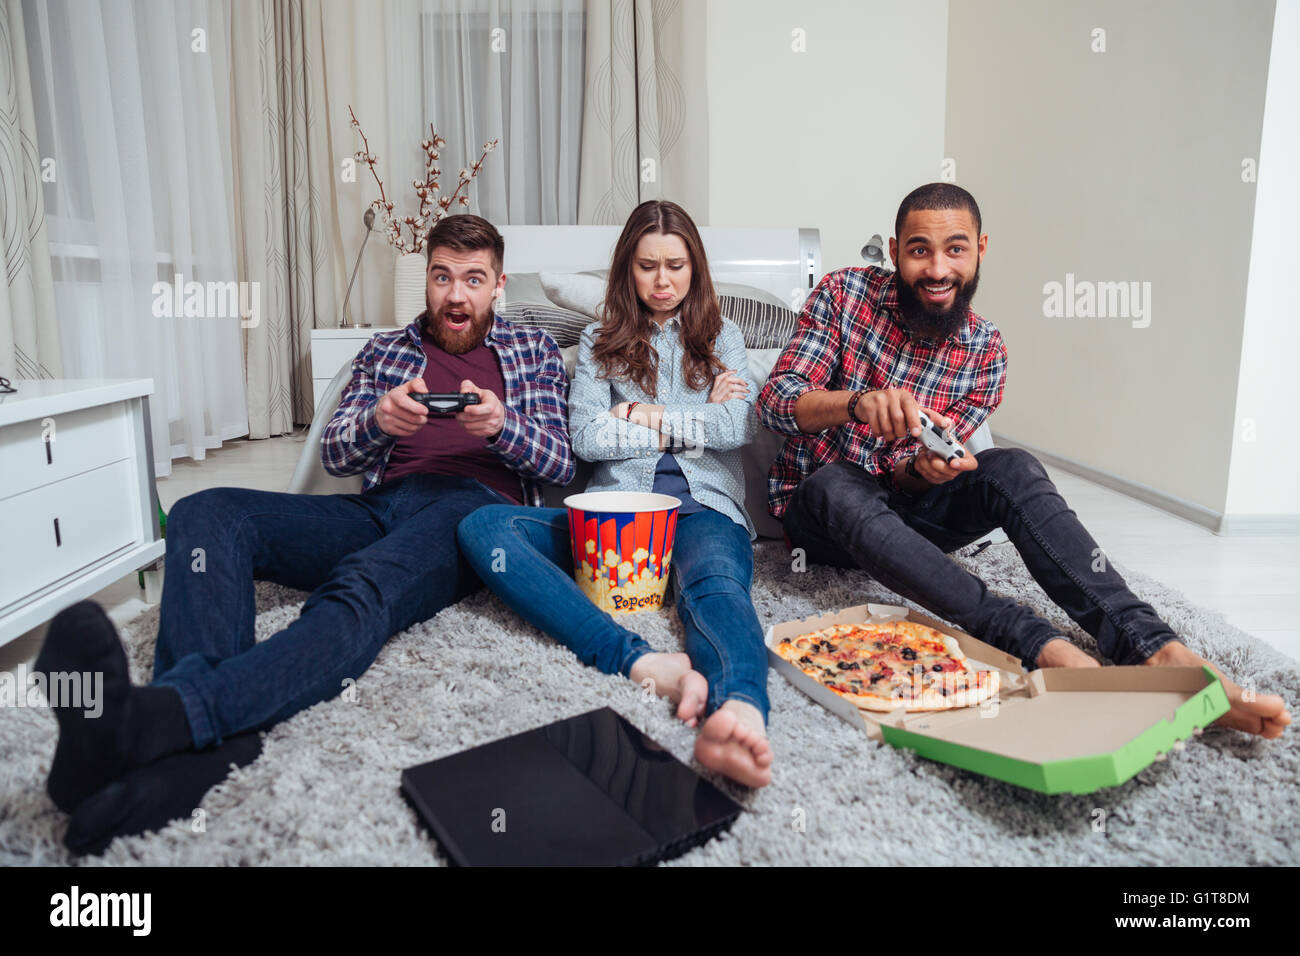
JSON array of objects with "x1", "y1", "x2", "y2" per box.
[{"x1": 401, "y1": 707, "x2": 742, "y2": 866}]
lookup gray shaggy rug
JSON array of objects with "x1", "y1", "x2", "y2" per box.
[{"x1": 1, "y1": 542, "x2": 1297, "y2": 866}]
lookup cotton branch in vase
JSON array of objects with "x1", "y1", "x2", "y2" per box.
[{"x1": 348, "y1": 104, "x2": 499, "y2": 255}]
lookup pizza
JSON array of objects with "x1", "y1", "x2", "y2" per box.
[{"x1": 774, "y1": 620, "x2": 1000, "y2": 712}]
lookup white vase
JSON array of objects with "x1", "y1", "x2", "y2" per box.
[{"x1": 393, "y1": 252, "x2": 427, "y2": 326}]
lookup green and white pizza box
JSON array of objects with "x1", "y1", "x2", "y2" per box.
[{"x1": 765, "y1": 602, "x2": 1230, "y2": 795}]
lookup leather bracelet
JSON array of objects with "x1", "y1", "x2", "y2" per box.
[
  {"x1": 626, "y1": 401, "x2": 640, "y2": 420},
  {"x1": 905, "y1": 454, "x2": 924, "y2": 482},
  {"x1": 846, "y1": 389, "x2": 866, "y2": 424}
]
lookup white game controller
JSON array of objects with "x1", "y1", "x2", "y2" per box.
[{"x1": 917, "y1": 411, "x2": 966, "y2": 463}]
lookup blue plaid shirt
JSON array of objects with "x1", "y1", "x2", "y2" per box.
[{"x1": 320, "y1": 313, "x2": 575, "y2": 504}]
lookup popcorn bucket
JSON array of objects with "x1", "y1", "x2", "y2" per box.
[{"x1": 563, "y1": 491, "x2": 681, "y2": 614}]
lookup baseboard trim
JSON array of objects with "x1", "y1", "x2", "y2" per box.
[
  {"x1": 1216, "y1": 513, "x2": 1300, "y2": 536},
  {"x1": 992, "y1": 434, "x2": 1300, "y2": 535},
  {"x1": 990, "y1": 432, "x2": 1224, "y2": 533}
]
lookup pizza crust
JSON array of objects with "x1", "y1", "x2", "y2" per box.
[
  {"x1": 837, "y1": 670, "x2": 1000, "y2": 712},
  {"x1": 898, "y1": 670, "x2": 1000, "y2": 712}
]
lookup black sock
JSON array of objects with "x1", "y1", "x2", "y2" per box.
[
  {"x1": 64, "y1": 732, "x2": 263, "y2": 857},
  {"x1": 129, "y1": 684, "x2": 194, "y2": 760},
  {"x1": 37, "y1": 601, "x2": 193, "y2": 812}
]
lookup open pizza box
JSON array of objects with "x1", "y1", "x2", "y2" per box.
[{"x1": 765, "y1": 602, "x2": 1230, "y2": 795}]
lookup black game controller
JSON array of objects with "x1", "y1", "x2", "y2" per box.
[
  {"x1": 917, "y1": 411, "x2": 966, "y2": 463},
  {"x1": 409, "y1": 392, "x2": 481, "y2": 414}
]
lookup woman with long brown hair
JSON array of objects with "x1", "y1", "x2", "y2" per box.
[{"x1": 458, "y1": 200, "x2": 773, "y2": 788}]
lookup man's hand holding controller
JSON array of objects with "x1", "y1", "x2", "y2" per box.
[
  {"x1": 908, "y1": 410, "x2": 976, "y2": 486},
  {"x1": 375, "y1": 378, "x2": 433, "y2": 437},
  {"x1": 375, "y1": 377, "x2": 505, "y2": 440},
  {"x1": 455, "y1": 378, "x2": 506, "y2": 439},
  {"x1": 846, "y1": 387, "x2": 977, "y2": 489}
]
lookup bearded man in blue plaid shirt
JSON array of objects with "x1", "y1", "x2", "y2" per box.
[{"x1": 36, "y1": 215, "x2": 575, "y2": 855}]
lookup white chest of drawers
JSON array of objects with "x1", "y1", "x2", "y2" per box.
[
  {"x1": 310, "y1": 328, "x2": 400, "y2": 411},
  {"x1": 0, "y1": 379, "x2": 165, "y2": 646}
]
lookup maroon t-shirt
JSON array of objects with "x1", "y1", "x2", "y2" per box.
[{"x1": 381, "y1": 325, "x2": 523, "y2": 503}]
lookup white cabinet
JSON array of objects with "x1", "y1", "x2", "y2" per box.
[
  {"x1": 310, "y1": 328, "x2": 400, "y2": 411},
  {"x1": 0, "y1": 379, "x2": 166, "y2": 646}
]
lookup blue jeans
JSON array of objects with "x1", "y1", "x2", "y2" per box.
[
  {"x1": 457, "y1": 505, "x2": 770, "y2": 722},
  {"x1": 151, "y1": 475, "x2": 505, "y2": 747},
  {"x1": 783, "y1": 448, "x2": 1179, "y2": 667}
]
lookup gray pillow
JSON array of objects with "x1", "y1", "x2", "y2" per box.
[
  {"x1": 497, "y1": 302, "x2": 590, "y2": 348},
  {"x1": 720, "y1": 295, "x2": 799, "y2": 350},
  {"x1": 582, "y1": 270, "x2": 786, "y2": 308},
  {"x1": 715, "y1": 281, "x2": 785, "y2": 308},
  {"x1": 524, "y1": 269, "x2": 799, "y2": 350}
]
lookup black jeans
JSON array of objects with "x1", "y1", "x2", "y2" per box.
[{"x1": 782, "y1": 447, "x2": 1178, "y2": 667}]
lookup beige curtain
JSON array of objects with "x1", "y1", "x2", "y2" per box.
[
  {"x1": 577, "y1": 0, "x2": 709, "y2": 225},
  {"x1": 0, "y1": 0, "x2": 59, "y2": 380},
  {"x1": 231, "y1": 0, "x2": 345, "y2": 434}
]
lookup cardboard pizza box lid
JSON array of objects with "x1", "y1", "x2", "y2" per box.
[{"x1": 765, "y1": 603, "x2": 1230, "y2": 795}]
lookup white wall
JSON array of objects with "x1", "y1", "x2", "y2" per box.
[
  {"x1": 1224, "y1": 0, "x2": 1300, "y2": 521},
  {"x1": 704, "y1": 0, "x2": 948, "y2": 286},
  {"x1": 702, "y1": 0, "x2": 1287, "y2": 524},
  {"x1": 944, "y1": 0, "x2": 1275, "y2": 517}
]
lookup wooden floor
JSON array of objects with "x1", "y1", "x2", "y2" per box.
[{"x1": 3, "y1": 433, "x2": 1297, "y2": 668}]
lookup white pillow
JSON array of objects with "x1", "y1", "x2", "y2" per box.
[
  {"x1": 540, "y1": 272, "x2": 605, "y2": 319},
  {"x1": 559, "y1": 344, "x2": 579, "y2": 379},
  {"x1": 502, "y1": 272, "x2": 551, "y2": 307}
]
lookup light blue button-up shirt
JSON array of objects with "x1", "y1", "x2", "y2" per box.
[{"x1": 568, "y1": 315, "x2": 758, "y2": 539}]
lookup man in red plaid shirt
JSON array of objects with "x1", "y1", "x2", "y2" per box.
[{"x1": 758, "y1": 183, "x2": 1288, "y2": 740}]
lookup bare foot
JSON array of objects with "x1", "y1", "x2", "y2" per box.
[
  {"x1": 693, "y1": 701, "x2": 773, "y2": 788},
  {"x1": 629, "y1": 652, "x2": 708, "y2": 727},
  {"x1": 1035, "y1": 637, "x2": 1102, "y2": 668},
  {"x1": 1144, "y1": 641, "x2": 1292, "y2": 739}
]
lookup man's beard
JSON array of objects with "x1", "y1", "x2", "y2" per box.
[
  {"x1": 424, "y1": 297, "x2": 493, "y2": 355},
  {"x1": 894, "y1": 262, "x2": 980, "y2": 341}
]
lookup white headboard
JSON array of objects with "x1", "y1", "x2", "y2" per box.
[{"x1": 497, "y1": 226, "x2": 821, "y2": 310}]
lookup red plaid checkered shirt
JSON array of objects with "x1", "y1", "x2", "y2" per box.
[{"x1": 757, "y1": 266, "x2": 1007, "y2": 519}]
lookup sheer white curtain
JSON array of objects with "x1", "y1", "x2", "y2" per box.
[
  {"x1": 1, "y1": 0, "x2": 60, "y2": 380},
  {"x1": 387, "y1": 0, "x2": 585, "y2": 226},
  {"x1": 384, "y1": 0, "x2": 585, "y2": 226},
  {"x1": 231, "y1": 0, "x2": 342, "y2": 434},
  {"x1": 578, "y1": 0, "x2": 709, "y2": 225},
  {"x1": 322, "y1": 0, "x2": 585, "y2": 331},
  {"x1": 24, "y1": 0, "x2": 247, "y2": 475}
]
